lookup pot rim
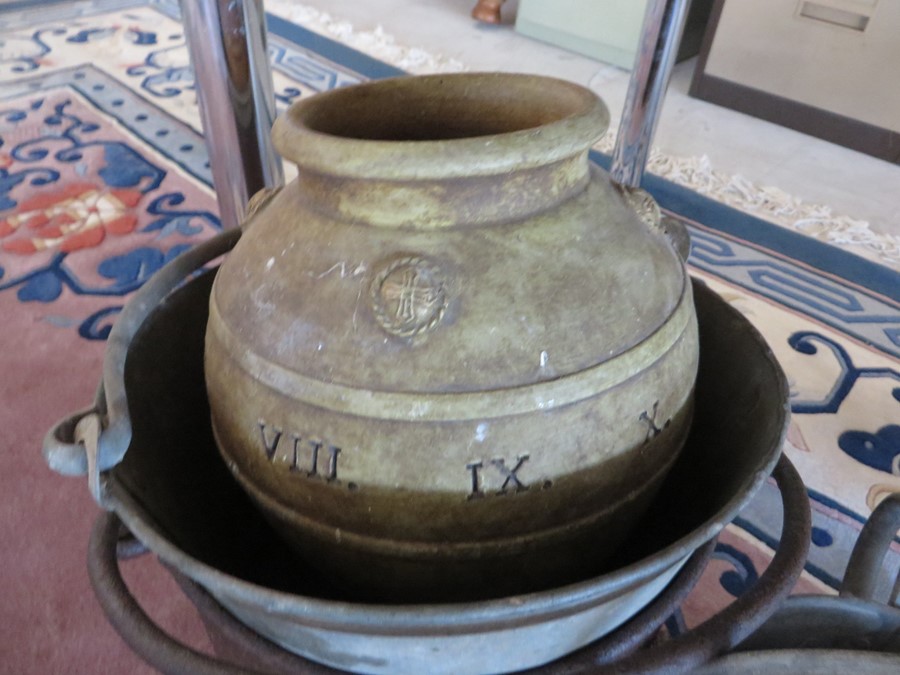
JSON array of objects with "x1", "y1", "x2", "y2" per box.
[{"x1": 272, "y1": 72, "x2": 611, "y2": 180}]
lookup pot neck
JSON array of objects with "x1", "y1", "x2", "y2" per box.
[
  {"x1": 291, "y1": 153, "x2": 591, "y2": 228},
  {"x1": 271, "y1": 73, "x2": 609, "y2": 228}
]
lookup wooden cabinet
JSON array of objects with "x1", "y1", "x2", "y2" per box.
[
  {"x1": 691, "y1": 0, "x2": 900, "y2": 163},
  {"x1": 514, "y1": 0, "x2": 713, "y2": 69}
]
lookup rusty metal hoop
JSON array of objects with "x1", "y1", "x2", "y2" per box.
[{"x1": 695, "y1": 491, "x2": 900, "y2": 674}]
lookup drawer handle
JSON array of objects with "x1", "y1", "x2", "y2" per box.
[{"x1": 799, "y1": 1, "x2": 871, "y2": 31}]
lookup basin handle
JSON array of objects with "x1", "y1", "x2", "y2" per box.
[{"x1": 42, "y1": 228, "x2": 241, "y2": 506}]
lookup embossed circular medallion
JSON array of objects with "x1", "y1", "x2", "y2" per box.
[{"x1": 371, "y1": 256, "x2": 447, "y2": 340}]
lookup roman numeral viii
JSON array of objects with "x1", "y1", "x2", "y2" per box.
[{"x1": 257, "y1": 419, "x2": 341, "y2": 481}]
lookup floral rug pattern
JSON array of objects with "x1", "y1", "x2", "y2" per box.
[{"x1": 1, "y1": 1, "x2": 898, "y2": 672}]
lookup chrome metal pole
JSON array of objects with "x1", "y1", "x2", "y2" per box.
[
  {"x1": 610, "y1": 0, "x2": 693, "y2": 188},
  {"x1": 180, "y1": 0, "x2": 284, "y2": 230}
]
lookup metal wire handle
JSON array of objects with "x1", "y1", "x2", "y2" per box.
[
  {"x1": 42, "y1": 228, "x2": 242, "y2": 505},
  {"x1": 692, "y1": 491, "x2": 900, "y2": 674}
]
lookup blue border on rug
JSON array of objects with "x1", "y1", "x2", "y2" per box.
[
  {"x1": 265, "y1": 13, "x2": 405, "y2": 81},
  {"x1": 3, "y1": 0, "x2": 896, "y2": 302},
  {"x1": 589, "y1": 153, "x2": 899, "y2": 303}
]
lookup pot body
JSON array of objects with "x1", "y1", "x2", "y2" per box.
[{"x1": 205, "y1": 73, "x2": 698, "y2": 601}]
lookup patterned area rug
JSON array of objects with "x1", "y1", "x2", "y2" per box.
[{"x1": 1, "y1": 1, "x2": 898, "y2": 672}]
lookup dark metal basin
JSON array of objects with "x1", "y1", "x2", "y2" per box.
[{"x1": 97, "y1": 269, "x2": 788, "y2": 674}]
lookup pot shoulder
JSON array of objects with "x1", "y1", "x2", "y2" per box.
[{"x1": 210, "y1": 167, "x2": 688, "y2": 394}]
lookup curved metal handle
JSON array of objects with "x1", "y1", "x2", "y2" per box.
[
  {"x1": 841, "y1": 491, "x2": 900, "y2": 604},
  {"x1": 42, "y1": 228, "x2": 241, "y2": 505}
]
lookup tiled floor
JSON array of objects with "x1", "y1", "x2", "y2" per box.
[{"x1": 277, "y1": 0, "x2": 900, "y2": 266}]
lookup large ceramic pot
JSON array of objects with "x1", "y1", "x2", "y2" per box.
[{"x1": 205, "y1": 73, "x2": 699, "y2": 601}]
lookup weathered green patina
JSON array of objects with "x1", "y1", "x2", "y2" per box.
[{"x1": 205, "y1": 73, "x2": 699, "y2": 601}]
